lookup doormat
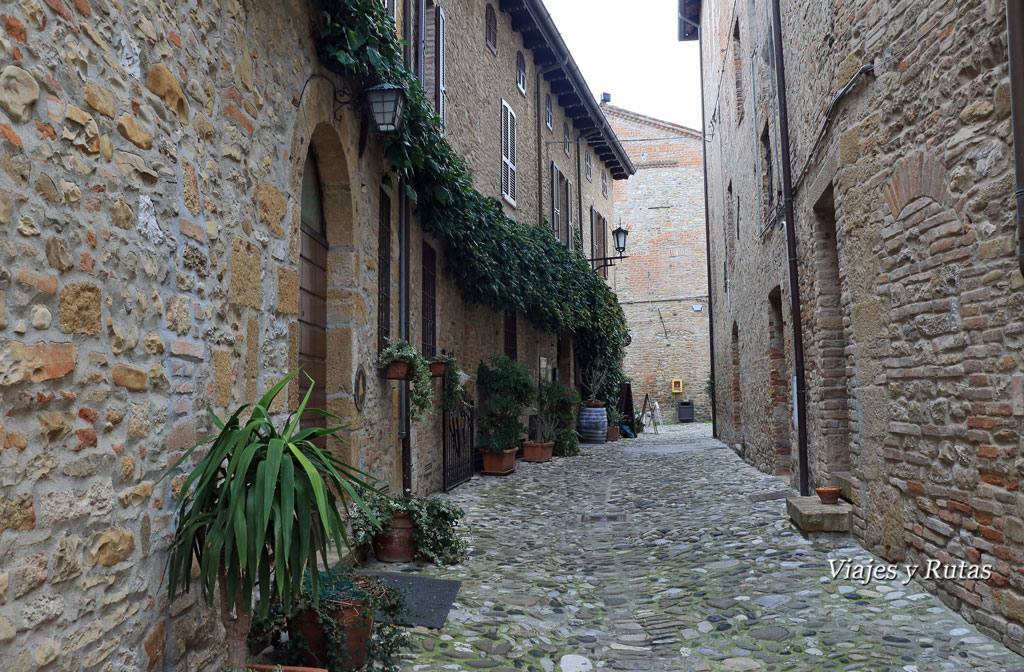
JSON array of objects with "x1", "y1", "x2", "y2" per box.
[{"x1": 358, "y1": 570, "x2": 461, "y2": 629}]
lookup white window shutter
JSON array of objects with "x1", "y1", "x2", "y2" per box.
[
  {"x1": 566, "y1": 179, "x2": 573, "y2": 245},
  {"x1": 501, "y1": 101, "x2": 516, "y2": 205},
  {"x1": 551, "y1": 162, "x2": 560, "y2": 235}
]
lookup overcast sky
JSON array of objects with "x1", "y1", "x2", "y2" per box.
[{"x1": 542, "y1": 0, "x2": 703, "y2": 131}]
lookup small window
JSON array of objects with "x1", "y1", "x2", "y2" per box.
[
  {"x1": 516, "y1": 51, "x2": 526, "y2": 94},
  {"x1": 377, "y1": 189, "x2": 392, "y2": 353},
  {"x1": 733, "y1": 21, "x2": 744, "y2": 122},
  {"x1": 501, "y1": 100, "x2": 517, "y2": 206},
  {"x1": 601, "y1": 169, "x2": 608, "y2": 198},
  {"x1": 585, "y1": 150, "x2": 592, "y2": 181},
  {"x1": 545, "y1": 94, "x2": 553, "y2": 130},
  {"x1": 485, "y1": 4, "x2": 497, "y2": 54},
  {"x1": 563, "y1": 123, "x2": 570, "y2": 157},
  {"x1": 435, "y1": 6, "x2": 447, "y2": 134}
]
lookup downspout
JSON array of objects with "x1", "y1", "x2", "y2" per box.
[
  {"x1": 690, "y1": 16, "x2": 717, "y2": 438},
  {"x1": 1008, "y1": 0, "x2": 1024, "y2": 277},
  {"x1": 400, "y1": 0, "x2": 412, "y2": 496},
  {"x1": 536, "y1": 53, "x2": 571, "y2": 227},
  {"x1": 771, "y1": 0, "x2": 811, "y2": 496}
]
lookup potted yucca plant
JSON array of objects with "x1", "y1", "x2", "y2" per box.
[{"x1": 160, "y1": 369, "x2": 376, "y2": 671}]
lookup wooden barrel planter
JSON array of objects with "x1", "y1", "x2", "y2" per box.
[{"x1": 578, "y1": 405, "x2": 607, "y2": 443}]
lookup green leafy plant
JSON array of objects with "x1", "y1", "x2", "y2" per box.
[
  {"x1": 352, "y1": 490, "x2": 468, "y2": 565},
  {"x1": 536, "y1": 381, "x2": 580, "y2": 442},
  {"x1": 161, "y1": 369, "x2": 376, "y2": 670},
  {"x1": 434, "y1": 353, "x2": 466, "y2": 412},
  {"x1": 377, "y1": 339, "x2": 434, "y2": 422},
  {"x1": 313, "y1": 1, "x2": 628, "y2": 398},
  {"x1": 606, "y1": 405, "x2": 623, "y2": 428},
  {"x1": 476, "y1": 354, "x2": 536, "y2": 453},
  {"x1": 553, "y1": 427, "x2": 581, "y2": 457}
]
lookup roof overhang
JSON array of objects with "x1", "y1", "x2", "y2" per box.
[
  {"x1": 678, "y1": 0, "x2": 701, "y2": 42},
  {"x1": 499, "y1": 0, "x2": 636, "y2": 179}
]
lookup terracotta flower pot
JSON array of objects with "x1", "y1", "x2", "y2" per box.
[
  {"x1": 606, "y1": 426, "x2": 620, "y2": 442},
  {"x1": 248, "y1": 666, "x2": 328, "y2": 672},
  {"x1": 522, "y1": 441, "x2": 554, "y2": 463},
  {"x1": 371, "y1": 511, "x2": 417, "y2": 562},
  {"x1": 815, "y1": 486, "x2": 842, "y2": 505},
  {"x1": 385, "y1": 361, "x2": 411, "y2": 380},
  {"x1": 481, "y1": 447, "x2": 517, "y2": 475},
  {"x1": 429, "y1": 360, "x2": 448, "y2": 377},
  {"x1": 287, "y1": 599, "x2": 374, "y2": 671}
]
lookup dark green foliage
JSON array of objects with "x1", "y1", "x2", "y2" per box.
[
  {"x1": 314, "y1": 1, "x2": 628, "y2": 394},
  {"x1": 160, "y1": 369, "x2": 376, "y2": 623},
  {"x1": 536, "y1": 381, "x2": 580, "y2": 442},
  {"x1": 476, "y1": 354, "x2": 536, "y2": 453},
  {"x1": 377, "y1": 339, "x2": 434, "y2": 421},
  {"x1": 553, "y1": 427, "x2": 581, "y2": 457},
  {"x1": 435, "y1": 354, "x2": 467, "y2": 412},
  {"x1": 350, "y1": 490, "x2": 468, "y2": 565}
]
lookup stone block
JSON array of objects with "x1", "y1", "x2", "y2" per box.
[
  {"x1": 787, "y1": 496, "x2": 851, "y2": 532},
  {"x1": 112, "y1": 364, "x2": 147, "y2": 391},
  {"x1": 59, "y1": 283, "x2": 101, "y2": 334},
  {"x1": 230, "y1": 236, "x2": 261, "y2": 309}
]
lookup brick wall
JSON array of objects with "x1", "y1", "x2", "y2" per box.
[
  {"x1": 700, "y1": 0, "x2": 1024, "y2": 650},
  {"x1": 603, "y1": 105, "x2": 710, "y2": 421}
]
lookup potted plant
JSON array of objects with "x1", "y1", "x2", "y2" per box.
[
  {"x1": 160, "y1": 369, "x2": 376, "y2": 671},
  {"x1": 352, "y1": 490, "x2": 468, "y2": 565},
  {"x1": 524, "y1": 382, "x2": 577, "y2": 463},
  {"x1": 553, "y1": 427, "x2": 581, "y2": 457},
  {"x1": 606, "y1": 405, "x2": 623, "y2": 441},
  {"x1": 476, "y1": 354, "x2": 535, "y2": 475},
  {"x1": 434, "y1": 353, "x2": 467, "y2": 413},
  {"x1": 376, "y1": 339, "x2": 434, "y2": 422}
]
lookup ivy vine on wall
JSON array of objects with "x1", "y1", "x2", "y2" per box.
[{"x1": 314, "y1": 0, "x2": 627, "y2": 402}]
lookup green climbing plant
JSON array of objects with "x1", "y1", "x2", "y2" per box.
[{"x1": 314, "y1": 1, "x2": 628, "y2": 394}]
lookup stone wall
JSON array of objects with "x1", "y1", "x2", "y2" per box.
[
  {"x1": 700, "y1": 0, "x2": 1024, "y2": 650},
  {"x1": 603, "y1": 105, "x2": 711, "y2": 422},
  {"x1": 0, "y1": 0, "x2": 624, "y2": 668}
]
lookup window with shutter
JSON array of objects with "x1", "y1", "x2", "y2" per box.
[
  {"x1": 516, "y1": 51, "x2": 526, "y2": 94},
  {"x1": 585, "y1": 150, "x2": 592, "y2": 181},
  {"x1": 563, "y1": 123, "x2": 570, "y2": 156},
  {"x1": 485, "y1": 4, "x2": 497, "y2": 53},
  {"x1": 501, "y1": 101, "x2": 517, "y2": 206},
  {"x1": 545, "y1": 94, "x2": 552, "y2": 130},
  {"x1": 436, "y1": 6, "x2": 447, "y2": 134},
  {"x1": 602, "y1": 169, "x2": 608, "y2": 198},
  {"x1": 590, "y1": 207, "x2": 598, "y2": 268},
  {"x1": 377, "y1": 189, "x2": 392, "y2": 353},
  {"x1": 598, "y1": 212, "x2": 608, "y2": 278},
  {"x1": 504, "y1": 311, "x2": 517, "y2": 360},
  {"x1": 421, "y1": 242, "x2": 437, "y2": 358},
  {"x1": 564, "y1": 178, "x2": 573, "y2": 246},
  {"x1": 551, "y1": 162, "x2": 560, "y2": 237}
]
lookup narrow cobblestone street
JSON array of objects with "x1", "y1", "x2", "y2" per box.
[{"x1": 369, "y1": 425, "x2": 1024, "y2": 672}]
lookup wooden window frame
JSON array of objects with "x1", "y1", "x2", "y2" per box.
[
  {"x1": 435, "y1": 5, "x2": 447, "y2": 134},
  {"x1": 516, "y1": 51, "x2": 526, "y2": 94},
  {"x1": 485, "y1": 4, "x2": 497, "y2": 54},
  {"x1": 504, "y1": 310, "x2": 517, "y2": 360},
  {"x1": 501, "y1": 100, "x2": 517, "y2": 206},
  {"x1": 421, "y1": 241, "x2": 437, "y2": 358},
  {"x1": 585, "y1": 150, "x2": 592, "y2": 181},
  {"x1": 545, "y1": 94, "x2": 553, "y2": 130}
]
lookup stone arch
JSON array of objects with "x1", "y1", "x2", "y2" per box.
[
  {"x1": 286, "y1": 79, "x2": 363, "y2": 462},
  {"x1": 883, "y1": 150, "x2": 953, "y2": 219}
]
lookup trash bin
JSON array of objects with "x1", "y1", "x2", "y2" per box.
[{"x1": 678, "y1": 401, "x2": 694, "y2": 422}]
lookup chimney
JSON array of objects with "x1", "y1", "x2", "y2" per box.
[{"x1": 600, "y1": 92, "x2": 611, "y2": 104}]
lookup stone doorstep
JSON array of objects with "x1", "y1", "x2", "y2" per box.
[
  {"x1": 786, "y1": 496, "x2": 852, "y2": 533},
  {"x1": 832, "y1": 470, "x2": 855, "y2": 501}
]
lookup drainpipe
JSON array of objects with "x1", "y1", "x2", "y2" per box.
[
  {"x1": 690, "y1": 19, "x2": 717, "y2": 438},
  {"x1": 770, "y1": 0, "x2": 810, "y2": 496},
  {"x1": 1008, "y1": 1, "x2": 1024, "y2": 277},
  {"x1": 400, "y1": 185, "x2": 412, "y2": 495}
]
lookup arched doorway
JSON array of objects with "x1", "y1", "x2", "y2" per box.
[{"x1": 299, "y1": 149, "x2": 328, "y2": 441}]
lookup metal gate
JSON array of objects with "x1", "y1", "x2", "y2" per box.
[{"x1": 442, "y1": 401, "x2": 475, "y2": 492}]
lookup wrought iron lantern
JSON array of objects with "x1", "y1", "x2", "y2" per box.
[
  {"x1": 365, "y1": 83, "x2": 407, "y2": 133},
  {"x1": 611, "y1": 224, "x2": 629, "y2": 254}
]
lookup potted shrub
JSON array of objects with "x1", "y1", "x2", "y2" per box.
[
  {"x1": 434, "y1": 354, "x2": 467, "y2": 413},
  {"x1": 377, "y1": 339, "x2": 434, "y2": 421},
  {"x1": 160, "y1": 369, "x2": 376, "y2": 671},
  {"x1": 606, "y1": 406, "x2": 623, "y2": 441},
  {"x1": 352, "y1": 490, "x2": 468, "y2": 565},
  {"x1": 476, "y1": 354, "x2": 535, "y2": 475},
  {"x1": 524, "y1": 382, "x2": 578, "y2": 463},
  {"x1": 553, "y1": 427, "x2": 581, "y2": 457}
]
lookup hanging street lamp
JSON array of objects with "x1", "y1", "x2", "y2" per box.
[{"x1": 365, "y1": 83, "x2": 407, "y2": 132}]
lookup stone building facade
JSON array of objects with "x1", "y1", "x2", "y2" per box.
[
  {"x1": 0, "y1": 0, "x2": 631, "y2": 668},
  {"x1": 688, "y1": 0, "x2": 1024, "y2": 652},
  {"x1": 603, "y1": 104, "x2": 711, "y2": 422}
]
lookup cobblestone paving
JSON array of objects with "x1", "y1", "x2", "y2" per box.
[{"x1": 366, "y1": 424, "x2": 1024, "y2": 671}]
